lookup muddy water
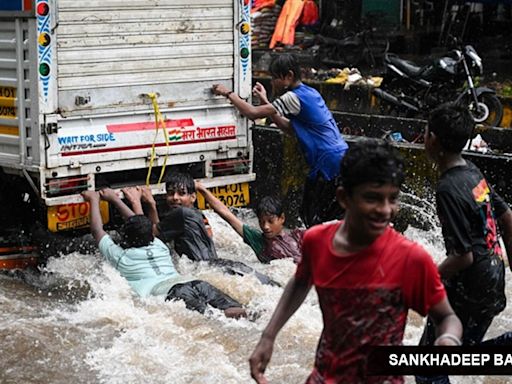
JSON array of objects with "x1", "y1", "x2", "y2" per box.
[{"x1": 0, "y1": 209, "x2": 511, "y2": 384}]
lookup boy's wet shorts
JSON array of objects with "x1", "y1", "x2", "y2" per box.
[
  {"x1": 302, "y1": 174, "x2": 343, "y2": 227},
  {"x1": 165, "y1": 280, "x2": 241, "y2": 313}
]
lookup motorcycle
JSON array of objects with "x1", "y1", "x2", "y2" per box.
[
  {"x1": 314, "y1": 30, "x2": 377, "y2": 69},
  {"x1": 373, "y1": 42, "x2": 503, "y2": 127}
]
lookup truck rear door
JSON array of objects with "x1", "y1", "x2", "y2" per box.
[{"x1": 43, "y1": 0, "x2": 253, "y2": 180}]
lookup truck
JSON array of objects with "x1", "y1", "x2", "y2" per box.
[{"x1": 0, "y1": 0, "x2": 255, "y2": 268}]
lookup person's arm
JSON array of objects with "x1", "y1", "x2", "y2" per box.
[
  {"x1": 252, "y1": 82, "x2": 293, "y2": 134},
  {"x1": 121, "y1": 186, "x2": 161, "y2": 235},
  {"x1": 212, "y1": 83, "x2": 276, "y2": 122},
  {"x1": 437, "y1": 251, "x2": 473, "y2": 280},
  {"x1": 435, "y1": 190, "x2": 474, "y2": 279},
  {"x1": 82, "y1": 191, "x2": 107, "y2": 245},
  {"x1": 267, "y1": 112, "x2": 292, "y2": 134},
  {"x1": 195, "y1": 181, "x2": 244, "y2": 237},
  {"x1": 100, "y1": 188, "x2": 136, "y2": 219},
  {"x1": 140, "y1": 186, "x2": 161, "y2": 226},
  {"x1": 427, "y1": 297, "x2": 463, "y2": 346},
  {"x1": 212, "y1": 82, "x2": 293, "y2": 134},
  {"x1": 497, "y1": 208, "x2": 512, "y2": 271},
  {"x1": 249, "y1": 276, "x2": 312, "y2": 383},
  {"x1": 120, "y1": 187, "x2": 144, "y2": 215}
]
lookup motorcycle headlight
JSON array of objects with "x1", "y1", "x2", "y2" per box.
[{"x1": 466, "y1": 46, "x2": 483, "y2": 74}]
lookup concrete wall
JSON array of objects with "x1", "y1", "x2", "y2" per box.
[{"x1": 251, "y1": 112, "x2": 512, "y2": 229}]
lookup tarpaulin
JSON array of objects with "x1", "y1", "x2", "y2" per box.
[
  {"x1": 269, "y1": 0, "x2": 306, "y2": 48},
  {"x1": 300, "y1": 0, "x2": 319, "y2": 26}
]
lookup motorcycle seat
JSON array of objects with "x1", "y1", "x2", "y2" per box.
[{"x1": 385, "y1": 54, "x2": 425, "y2": 78}]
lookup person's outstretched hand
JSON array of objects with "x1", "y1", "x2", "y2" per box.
[
  {"x1": 212, "y1": 84, "x2": 231, "y2": 97},
  {"x1": 252, "y1": 82, "x2": 269, "y2": 104},
  {"x1": 249, "y1": 336, "x2": 274, "y2": 384},
  {"x1": 99, "y1": 188, "x2": 119, "y2": 203},
  {"x1": 82, "y1": 190, "x2": 100, "y2": 203},
  {"x1": 121, "y1": 186, "x2": 142, "y2": 204},
  {"x1": 194, "y1": 180, "x2": 206, "y2": 194},
  {"x1": 140, "y1": 186, "x2": 156, "y2": 205}
]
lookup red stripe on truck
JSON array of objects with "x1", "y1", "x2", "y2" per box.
[{"x1": 107, "y1": 119, "x2": 194, "y2": 133}]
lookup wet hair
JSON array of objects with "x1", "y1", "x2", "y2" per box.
[
  {"x1": 256, "y1": 196, "x2": 283, "y2": 218},
  {"x1": 428, "y1": 103, "x2": 474, "y2": 153},
  {"x1": 165, "y1": 172, "x2": 195, "y2": 194},
  {"x1": 121, "y1": 215, "x2": 154, "y2": 248},
  {"x1": 338, "y1": 138, "x2": 405, "y2": 194},
  {"x1": 269, "y1": 53, "x2": 302, "y2": 81}
]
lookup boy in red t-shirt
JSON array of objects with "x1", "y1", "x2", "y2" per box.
[{"x1": 249, "y1": 138, "x2": 462, "y2": 384}]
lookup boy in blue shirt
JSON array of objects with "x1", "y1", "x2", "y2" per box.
[
  {"x1": 212, "y1": 53, "x2": 348, "y2": 227},
  {"x1": 82, "y1": 189, "x2": 246, "y2": 319}
]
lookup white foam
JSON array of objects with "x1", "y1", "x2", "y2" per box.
[{"x1": 1, "y1": 205, "x2": 510, "y2": 383}]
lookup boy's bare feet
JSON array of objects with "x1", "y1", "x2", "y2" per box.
[{"x1": 224, "y1": 307, "x2": 247, "y2": 319}]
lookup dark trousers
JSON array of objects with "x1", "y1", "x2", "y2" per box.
[
  {"x1": 481, "y1": 331, "x2": 512, "y2": 346},
  {"x1": 415, "y1": 313, "x2": 495, "y2": 384},
  {"x1": 301, "y1": 175, "x2": 343, "y2": 228},
  {"x1": 165, "y1": 280, "x2": 241, "y2": 314}
]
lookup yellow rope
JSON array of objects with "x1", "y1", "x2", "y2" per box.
[{"x1": 146, "y1": 93, "x2": 170, "y2": 186}]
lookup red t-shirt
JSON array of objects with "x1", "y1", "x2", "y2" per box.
[{"x1": 296, "y1": 222, "x2": 446, "y2": 384}]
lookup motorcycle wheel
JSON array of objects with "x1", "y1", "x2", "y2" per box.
[{"x1": 467, "y1": 93, "x2": 503, "y2": 127}]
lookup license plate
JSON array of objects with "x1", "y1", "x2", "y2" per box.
[
  {"x1": 47, "y1": 201, "x2": 110, "y2": 232},
  {"x1": 0, "y1": 86, "x2": 16, "y2": 99},
  {"x1": 196, "y1": 182, "x2": 250, "y2": 210},
  {"x1": 0, "y1": 86, "x2": 17, "y2": 119}
]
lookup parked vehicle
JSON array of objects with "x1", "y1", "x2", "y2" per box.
[
  {"x1": 373, "y1": 41, "x2": 503, "y2": 127},
  {"x1": 314, "y1": 30, "x2": 376, "y2": 68},
  {"x1": 0, "y1": 0, "x2": 254, "y2": 268}
]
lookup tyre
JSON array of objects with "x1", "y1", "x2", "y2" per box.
[{"x1": 467, "y1": 93, "x2": 503, "y2": 127}]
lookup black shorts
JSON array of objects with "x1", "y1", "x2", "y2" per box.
[
  {"x1": 165, "y1": 280, "x2": 241, "y2": 314},
  {"x1": 301, "y1": 175, "x2": 343, "y2": 228}
]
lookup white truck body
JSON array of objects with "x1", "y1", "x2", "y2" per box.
[{"x1": 0, "y1": 0, "x2": 254, "y2": 231}]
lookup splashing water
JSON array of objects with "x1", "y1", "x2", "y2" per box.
[
  {"x1": 399, "y1": 191, "x2": 440, "y2": 231},
  {"x1": 1, "y1": 204, "x2": 511, "y2": 383}
]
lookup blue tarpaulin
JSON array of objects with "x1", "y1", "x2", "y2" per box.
[{"x1": 0, "y1": 0, "x2": 32, "y2": 12}]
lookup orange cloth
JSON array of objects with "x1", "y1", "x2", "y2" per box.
[{"x1": 269, "y1": 0, "x2": 305, "y2": 48}]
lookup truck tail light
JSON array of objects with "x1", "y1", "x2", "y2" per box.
[
  {"x1": 212, "y1": 157, "x2": 250, "y2": 177},
  {"x1": 45, "y1": 176, "x2": 90, "y2": 197}
]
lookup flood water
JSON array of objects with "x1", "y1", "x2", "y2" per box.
[{"x1": 1, "y1": 205, "x2": 511, "y2": 384}]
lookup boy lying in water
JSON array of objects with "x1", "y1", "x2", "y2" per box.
[{"x1": 82, "y1": 189, "x2": 246, "y2": 319}]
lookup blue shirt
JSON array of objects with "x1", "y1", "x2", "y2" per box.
[
  {"x1": 273, "y1": 83, "x2": 348, "y2": 180},
  {"x1": 98, "y1": 235, "x2": 192, "y2": 297}
]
